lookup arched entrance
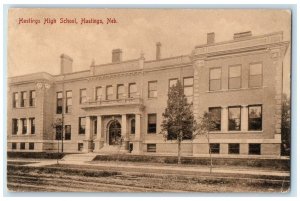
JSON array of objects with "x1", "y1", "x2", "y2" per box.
[{"x1": 108, "y1": 120, "x2": 122, "y2": 145}]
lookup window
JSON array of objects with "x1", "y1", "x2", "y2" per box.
[
  {"x1": 229, "y1": 65, "x2": 241, "y2": 89},
  {"x1": 78, "y1": 143, "x2": 84, "y2": 151},
  {"x1": 55, "y1": 125, "x2": 62, "y2": 140},
  {"x1": 183, "y1": 77, "x2": 194, "y2": 103},
  {"x1": 249, "y1": 63, "x2": 262, "y2": 87},
  {"x1": 93, "y1": 119, "x2": 97, "y2": 135},
  {"x1": 12, "y1": 143, "x2": 17, "y2": 150},
  {"x1": 106, "y1": 86, "x2": 113, "y2": 100},
  {"x1": 228, "y1": 143, "x2": 240, "y2": 154},
  {"x1": 30, "y1": 118, "x2": 35, "y2": 134},
  {"x1": 65, "y1": 125, "x2": 71, "y2": 140},
  {"x1": 249, "y1": 144, "x2": 261, "y2": 155},
  {"x1": 129, "y1": 83, "x2": 137, "y2": 98},
  {"x1": 66, "y1": 91, "x2": 72, "y2": 113},
  {"x1": 12, "y1": 119, "x2": 18, "y2": 135},
  {"x1": 210, "y1": 143, "x2": 220, "y2": 154},
  {"x1": 117, "y1": 84, "x2": 125, "y2": 99},
  {"x1": 13, "y1": 92, "x2": 18, "y2": 108},
  {"x1": 80, "y1": 89, "x2": 87, "y2": 104},
  {"x1": 29, "y1": 90, "x2": 36, "y2": 106},
  {"x1": 147, "y1": 114, "x2": 157, "y2": 133},
  {"x1": 95, "y1": 87, "x2": 102, "y2": 101},
  {"x1": 228, "y1": 106, "x2": 241, "y2": 131},
  {"x1": 20, "y1": 142, "x2": 25, "y2": 150},
  {"x1": 56, "y1": 92, "x2": 63, "y2": 114},
  {"x1": 169, "y1": 78, "x2": 178, "y2": 89},
  {"x1": 79, "y1": 117, "x2": 86, "y2": 134},
  {"x1": 148, "y1": 81, "x2": 157, "y2": 98},
  {"x1": 147, "y1": 144, "x2": 156, "y2": 152},
  {"x1": 248, "y1": 105, "x2": 262, "y2": 130},
  {"x1": 20, "y1": 91, "x2": 27, "y2": 107},
  {"x1": 131, "y1": 119, "x2": 135, "y2": 134},
  {"x1": 29, "y1": 143, "x2": 34, "y2": 150},
  {"x1": 21, "y1": 119, "x2": 27, "y2": 134},
  {"x1": 208, "y1": 107, "x2": 221, "y2": 131},
  {"x1": 209, "y1": 68, "x2": 221, "y2": 91}
]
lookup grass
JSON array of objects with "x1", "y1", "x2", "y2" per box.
[{"x1": 93, "y1": 154, "x2": 290, "y2": 171}]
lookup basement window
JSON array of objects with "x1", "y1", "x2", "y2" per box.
[
  {"x1": 249, "y1": 143, "x2": 261, "y2": 155},
  {"x1": 147, "y1": 144, "x2": 156, "y2": 152}
]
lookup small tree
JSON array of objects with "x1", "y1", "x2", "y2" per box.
[
  {"x1": 196, "y1": 112, "x2": 218, "y2": 174},
  {"x1": 281, "y1": 94, "x2": 291, "y2": 156},
  {"x1": 160, "y1": 81, "x2": 197, "y2": 164}
]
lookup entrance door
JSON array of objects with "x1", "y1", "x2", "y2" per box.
[{"x1": 108, "y1": 120, "x2": 121, "y2": 145}]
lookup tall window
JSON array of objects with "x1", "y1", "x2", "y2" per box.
[
  {"x1": 56, "y1": 92, "x2": 63, "y2": 114},
  {"x1": 249, "y1": 63, "x2": 263, "y2": 87},
  {"x1": 249, "y1": 144, "x2": 261, "y2": 155},
  {"x1": 12, "y1": 119, "x2": 18, "y2": 135},
  {"x1": 148, "y1": 81, "x2": 157, "y2": 98},
  {"x1": 79, "y1": 117, "x2": 86, "y2": 134},
  {"x1": 209, "y1": 68, "x2": 221, "y2": 91},
  {"x1": 95, "y1": 87, "x2": 102, "y2": 101},
  {"x1": 147, "y1": 114, "x2": 157, "y2": 133},
  {"x1": 229, "y1": 65, "x2": 241, "y2": 89},
  {"x1": 29, "y1": 90, "x2": 36, "y2": 107},
  {"x1": 55, "y1": 125, "x2": 62, "y2": 140},
  {"x1": 80, "y1": 89, "x2": 87, "y2": 104},
  {"x1": 30, "y1": 118, "x2": 35, "y2": 134},
  {"x1": 210, "y1": 143, "x2": 220, "y2": 154},
  {"x1": 21, "y1": 118, "x2": 27, "y2": 134},
  {"x1": 228, "y1": 106, "x2": 241, "y2": 131},
  {"x1": 208, "y1": 107, "x2": 221, "y2": 131},
  {"x1": 106, "y1": 86, "x2": 113, "y2": 100},
  {"x1": 228, "y1": 143, "x2": 240, "y2": 154},
  {"x1": 183, "y1": 77, "x2": 194, "y2": 103},
  {"x1": 20, "y1": 91, "x2": 27, "y2": 107},
  {"x1": 129, "y1": 83, "x2": 137, "y2": 98},
  {"x1": 131, "y1": 119, "x2": 135, "y2": 134},
  {"x1": 169, "y1": 78, "x2": 178, "y2": 89},
  {"x1": 65, "y1": 125, "x2": 71, "y2": 140},
  {"x1": 12, "y1": 92, "x2": 18, "y2": 108},
  {"x1": 29, "y1": 143, "x2": 34, "y2": 150},
  {"x1": 117, "y1": 84, "x2": 125, "y2": 99},
  {"x1": 12, "y1": 143, "x2": 17, "y2": 150},
  {"x1": 66, "y1": 91, "x2": 72, "y2": 113},
  {"x1": 20, "y1": 143, "x2": 25, "y2": 150},
  {"x1": 248, "y1": 105, "x2": 262, "y2": 130}
]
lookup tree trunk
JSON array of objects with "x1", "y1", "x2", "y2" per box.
[{"x1": 178, "y1": 140, "x2": 181, "y2": 165}]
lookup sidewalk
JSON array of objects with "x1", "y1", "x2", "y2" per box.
[{"x1": 7, "y1": 158, "x2": 290, "y2": 178}]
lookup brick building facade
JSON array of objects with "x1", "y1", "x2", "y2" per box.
[{"x1": 7, "y1": 31, "x2": 289, "y2": 158}]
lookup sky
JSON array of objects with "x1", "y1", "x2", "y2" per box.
[{"x1": 8, "y1": 9, "x2": 291, "y2": 94}]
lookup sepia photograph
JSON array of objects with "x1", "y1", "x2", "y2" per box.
[{"x1": 6, "y1": 8, "x2": 291, "y2": 193}]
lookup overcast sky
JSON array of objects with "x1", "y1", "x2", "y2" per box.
[{"x1": 8, "y1": 9, "x2": 291, "y2": 93}]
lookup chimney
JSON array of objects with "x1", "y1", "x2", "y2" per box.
[
  {"x1": 207, "y1": 32, "x2": 215, "y2": 44},
  {"x1": 233, "y1": 31, "x2": 252, "y2": 40},
  {"x1": 112, "y1": 49, "x2": 122, "y2": 63},
  {"x1": 60, "y1": 54, "x2": 73, "y2": 74},
  {"x1": 156, "y1": 42, "x2": 161, "y2": 60}
]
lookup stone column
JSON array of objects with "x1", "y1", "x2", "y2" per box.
[
  {"x1": 17, "y1": 119, "x2": 22, "y2": 135},
  {"x1": 26, "y1": 118, "x2": 31, "y2": 134},
  {"x1": 221, "y1": 106, "x2": 228, "y2": 132},
  {"x1": 94, "y1": 115, "x2": 104, "y2": 151},
  {"x1": 132, "y1": 114, "x2": 142, "y2": 154},
  {"x1": 241, "y1": 105, "x2": 248, "y2": 132},
  {"x1": 121, "y1": 114, "x2": 129, "y2": 152},
  {"x1": 83, "y1": 116, "x2": 92, "y2": 152}
]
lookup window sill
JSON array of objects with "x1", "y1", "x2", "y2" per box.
[
  {"x1": 147, "y1": 133, "x2": 157, "y2": 135},
  {"x1": 208, "y1": 130, "x2": 263, "y2": 134},
  {"x1": 206, "y1": 86, "x2": 265, "y2": 93},
  {"x1": 147, "y1": 97, "x2": 158, "y2": 100},
  {"x1": 13, "y1": 106, "x2": 36, "y2": 109}
]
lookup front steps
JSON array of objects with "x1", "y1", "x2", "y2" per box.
[{"x1": 96, "y1": 145, "x2": 129, "y2": 154}]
